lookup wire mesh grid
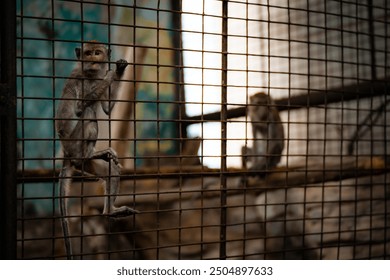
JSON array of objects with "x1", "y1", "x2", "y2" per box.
[{"x1": 7, "y1": 0, "x2": 390, "y2": 259}]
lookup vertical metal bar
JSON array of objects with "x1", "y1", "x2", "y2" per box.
[
  {"x1": 367, "y1": 0, "x2": 377, "y2": 81},
  {"x1": 171, "y1": 0, "x2": 184, "y2": 259},
  {"x1": 0, "y1": 0, "x2": 17, "y2": 259},
  {"x1": 106, "y1": 0, "x2": 112, "y2": 260},
  {"x1": 219, "y1": 0, "x2": 228, "y2": 260},
  {"x1": 383, "y1": 0, "x2": 388, "y2": 260},
  {"x1": 171, "y1": 0, "x2": 187, "y2": 143},
  {"x1": 50, "y1": 0, "x2": 57, "y2": 258},
  {"x1": 156, "y1": 0, "x2": 161, "y2": 260}
]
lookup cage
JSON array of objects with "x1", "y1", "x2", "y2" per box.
[{"x1": 0, "y1": 0, "x2": 389, "y2": 259}]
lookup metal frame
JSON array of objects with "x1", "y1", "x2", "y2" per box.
[{"x1": 9, "y1": 0, "x2": 390, "y2": 260}]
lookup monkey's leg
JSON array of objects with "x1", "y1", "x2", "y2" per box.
[
  {"x1": 251, "y1": 139, "x2": 267, "y2": 171},
  {"x1": 86, "y1": 159, "x2": 138, "y2": 217},
  {"x1": 59, "y1": 160, "x2": 74, "y2": 260}
]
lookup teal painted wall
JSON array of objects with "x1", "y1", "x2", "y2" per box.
[{"x1": 17, "y1": 0, "x2": 179, "y2": 213}]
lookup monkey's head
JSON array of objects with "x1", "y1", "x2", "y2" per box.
[
  {"x1": 75, "y1": 41, "x2": 111, "y2": 76},
  {"x1": 248, "y1": 92, "x2": 271, "y2": 119},
  {"x1": 249, "y1": 92, "x2": 270, "y2": 105}
]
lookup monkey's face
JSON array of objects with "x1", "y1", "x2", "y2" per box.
[
  {"x1": 82, "y1": 46, "x2": 107, "y2": 72},
  {"x1": 76, "y1": 44, "x2": 109, "y2": 75},
  {"x1": 249, "y1": 93, "x2": 269, "y2": 120},
  {"x1": 250, "y1": 92, "x2": 269, "y2": 106}
]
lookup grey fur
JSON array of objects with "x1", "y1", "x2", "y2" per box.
[{"x1": 242, "y1": 92, "x2": 285, "y2": 171}]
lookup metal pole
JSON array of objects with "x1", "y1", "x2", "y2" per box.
[
  {"x1": 219, "y1": 0, "x2": 228, "y2": 260},
  {"x1": 0, "y1": 0, "x2": 17, "y2": 259}
]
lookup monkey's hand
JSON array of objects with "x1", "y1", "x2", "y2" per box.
[{"x1": 115, "y1": 59, "x2": 128, "y2": 76}]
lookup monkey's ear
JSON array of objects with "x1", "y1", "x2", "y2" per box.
[
  {"x1": 107, "y1": 49, "x2": 112, "y2": 59},
  {"x1": 75, "y1": 47, "x2": 81, "y2": 60}
]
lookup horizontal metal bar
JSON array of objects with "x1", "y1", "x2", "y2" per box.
[
  {"x1": 17, "y1": 156, "x2": 389, "y2": 184},
  {"x1": 184, "y1": 78, "x2": 389, "y2": 125}
]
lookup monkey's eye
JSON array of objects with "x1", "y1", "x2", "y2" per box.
[
  {"x1": 94, "y1": 50, "x2": 102, "y2": 56},
  {"x1": 84, "y1": 50, "x2": 92, "y2": 56}
]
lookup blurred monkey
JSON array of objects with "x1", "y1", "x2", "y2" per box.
[{"x1": 242, "y1": 92, "x2": 284, "y2": 172}]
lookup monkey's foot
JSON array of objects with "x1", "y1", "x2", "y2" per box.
[
  {"x1": 107, "y1": 206, "x2": 139, "y2": 218},
  {"x1": 92, "y1": 147, "x2": 120, "y2": 165}
]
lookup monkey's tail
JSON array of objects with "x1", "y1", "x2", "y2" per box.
[{"x1": 59, "y1": 160, "x2": 74, "y2": 260}]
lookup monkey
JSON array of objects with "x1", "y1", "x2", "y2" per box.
[
  {"x1": 242, "y1": 92, "x2": 285, "y2": 172},
  {"x1": 55, "y1": 41, "x2": 138, "y2": 259}
]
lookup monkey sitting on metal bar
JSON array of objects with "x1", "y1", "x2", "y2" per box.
[{"x1": 242, "y1": 92, "x2": 285, "y2": 173}]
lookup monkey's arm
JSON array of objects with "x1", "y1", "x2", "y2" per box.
[
  {"x1": 101, "y1": 59, "x2": 128, "y2": 115},
  {"x1": 75, "y1": 70, "x2": 116, "y2": 116}
]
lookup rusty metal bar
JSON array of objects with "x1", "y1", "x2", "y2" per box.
[{"x1": 219, "y1": 0, "x2": 228, "y2": 260}]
